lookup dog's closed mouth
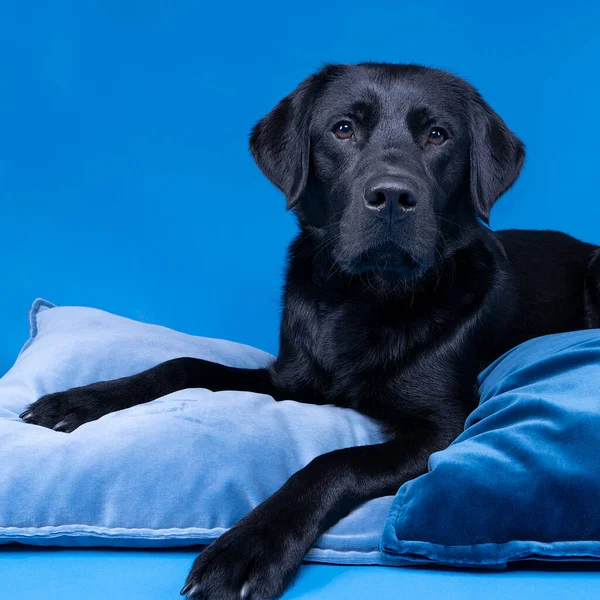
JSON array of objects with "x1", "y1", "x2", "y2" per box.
[{"x1": 351, "y1": 243, "x2": 423, "y2": 275}]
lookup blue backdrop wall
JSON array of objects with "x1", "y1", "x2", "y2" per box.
[{"x1": 1, "y1": 0, "x2": 599, "y2": 375}]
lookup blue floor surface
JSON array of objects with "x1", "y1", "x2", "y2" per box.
[{"x1": 2, "y1": 546, "x2": 600, "y2": 599}]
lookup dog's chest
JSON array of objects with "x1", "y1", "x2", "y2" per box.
[
  {"x1": 277, "y1": 285, "x2": 483, "y2": 415},
  {"x1": 296, "y1": 297, "x2": 435, "y2": 402},
  {"x1": 313, "y1": 300, "x2": 410, "y2": 369}
]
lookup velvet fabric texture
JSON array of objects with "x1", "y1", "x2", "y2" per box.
[
  {"x1": 381, "y1": 328, "x2": 600, "y2": 566},
  {"x1": 4, "y1": 300, "x2": 600, "y2": 568},
  {"x1": 0, "y1": 299, "x2": 399, "y2": 565}
]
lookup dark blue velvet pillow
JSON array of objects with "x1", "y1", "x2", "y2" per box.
[{"x1": 381, "y1": 330, "x2": 600, "y2": 567}]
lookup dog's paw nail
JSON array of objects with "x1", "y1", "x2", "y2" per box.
[
  {"x1": 53, "y1": 419, "x2": 69, "y2": 431},
  {"x1": 20, "y1": 411, "x2": 31, "y2": 421},
  {"x1": 185, "y1": 583, "x2": 203, "y2": 598},
  {"x1": 180, "y1": 582, "x2": 201, "y2": 597},
  {"x1": 180, "y1": 582, "x2": 191, "y2": 596},
  {"x1": 240, "y1": 582, "x2": 251, "y2": 598}
]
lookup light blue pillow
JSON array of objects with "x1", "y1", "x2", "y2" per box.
[
  {"x1": 6, "y1": 300, "x2": 600, "y2": 569},
  {"x1": 0, "y1": 299, "x2": 401, "y2": 566},
  {"x1": 381, "y1": 329, "x2": 600, "y2": 567}
]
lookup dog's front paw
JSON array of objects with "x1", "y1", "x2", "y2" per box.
[
  {"x1": 20, "y1": 382, "x2": 119, "y2": 432},
  {"x1": 181, "y1": 517, "x2": 306, "y2": 600}
]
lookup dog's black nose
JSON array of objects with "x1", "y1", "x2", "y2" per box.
[{"x1": 364, "y1": 180, "x2": 417, "y2": 217}]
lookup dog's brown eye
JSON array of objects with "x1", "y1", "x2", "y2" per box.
[
  {"x1": 428, "y1": 128, "x2": 447, "y2": 145},
  {"x1": 333, "y1": 122, "x2": 354, "y2": 140}
]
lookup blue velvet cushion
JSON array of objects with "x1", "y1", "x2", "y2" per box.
[
  {"x1": 0, "y1": 299, "x2": 400, "y2": 565},
  {"x1": 381, "y1": 329, "x2": 600, "y2": 566},
  {"x1": 5, "y1": 300, "x2": 600, "y2": 568}
]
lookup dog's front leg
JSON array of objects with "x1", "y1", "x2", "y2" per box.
[
  {"x1": 181, "y1": 420, "x2": 457, "y2": 600},
  {"x1": 21, "y1": 357, "x2": 285, "y2": 432}
]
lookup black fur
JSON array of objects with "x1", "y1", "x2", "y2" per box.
[{"x1": 21, "y1": 63, "x2": 600, "y2": 600}]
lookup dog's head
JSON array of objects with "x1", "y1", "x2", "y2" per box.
[{"x1": 250, "y1": 63, "x2": 524, "y2": 281}]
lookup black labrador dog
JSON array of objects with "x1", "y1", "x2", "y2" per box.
[{"x1": 21, "y1": 63, "x2": 600, "y2": 599}]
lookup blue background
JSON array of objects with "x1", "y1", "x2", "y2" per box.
[
  {"x1": 2, "y1": 4, "x2": 600, "y2": 597},
  {"x1": 3, "y1": 548, "x2": 600, "y2": 600},
  {"x1": 1, "y1": 0, "x2": 599, "y2": 375}
]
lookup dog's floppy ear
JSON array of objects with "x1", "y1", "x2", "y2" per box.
[
  {"x1": 250, "y1": 68, "x2": 334, "y2": 209},
  {"x1": 469, "y1": 94, "x2": 525, "y2": 223}
]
